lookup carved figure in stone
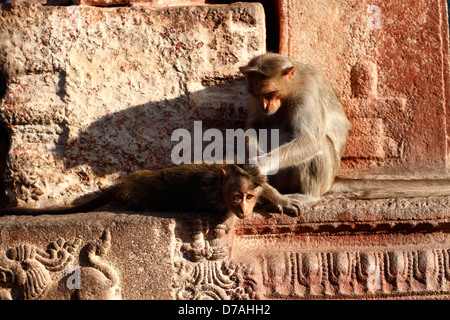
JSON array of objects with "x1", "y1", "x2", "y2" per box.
[
  {"x1": 258, "y1": 248, "x2": 450, "y2": 299},
  {"x1": 174, "y1": 225, "x2": 257, "y2": 300},
  {"x1": 0, "y1": 231, "x2": 121, "y2": 300}
]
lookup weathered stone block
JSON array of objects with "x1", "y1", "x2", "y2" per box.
[
  {"x1": 0, "y1": 3, "x2": 265, "y2": 207},
  {"x1": 2, "y1": 194, "x2": 450, "y2": 300},
  {"x1": 0, "y1": 211, "x2": 251, "y2": 300},
  {"x1": 0, "y1": 212, "x2": 175, "y2": 299},
  {"x1": 133, "y1": 0, "x2": 206, "y2": 5},
  {"x1": 0, "y1": 0, "x2": 204, "y2": 5},
  {"x1": 233, "y1": 193, "x2": 450, "y2": 299}
]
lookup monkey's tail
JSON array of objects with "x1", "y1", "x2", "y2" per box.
[
  {"x1": 360, "y1": 186, "x2": 450, "y2": 200},
  {"x1": 0, "y1": 188, "x2": 115, "y2": 216},
  {"x1": 332, "y1": 178, "x2": 450, "y2": 200}
]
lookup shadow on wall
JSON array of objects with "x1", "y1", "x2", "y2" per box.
[
  {"x1": 60, "y1": 81, "x2": 248, "y2": 177},
  {"x1": 0, "y1": 71, "x2": 9, "y2": 209}
]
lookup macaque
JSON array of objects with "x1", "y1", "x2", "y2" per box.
[
  {"x1": 240, "y1": 53, "x2": 450, "y2": 203},
  {"x1": 0, "y1": 164, "x2": 300, "y2": 218},
  {"x1": 240, "y1": 53, "x2": 352, "y2": 205}
]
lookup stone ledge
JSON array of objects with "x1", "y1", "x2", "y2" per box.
[
  {"x1": 232, "y1": 194, "x2": 450, "y2": 300},
  {"x1": 1, "y1": 194, "x2": 450, "y2": 300},
  {"x1": 236, "y1": 193, "x2": 450, "y2": 236}
]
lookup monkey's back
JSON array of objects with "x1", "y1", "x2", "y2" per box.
[{"x1": 113, "y1": 164, "x2": 227, "y2": 213}]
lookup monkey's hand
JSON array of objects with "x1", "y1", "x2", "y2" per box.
[
  {"x1": 261, "y1": 183, "x2": 302, "y2": 217},
  {"x1": 275, "y1": 195, "x2": 302, "y2": 217}
]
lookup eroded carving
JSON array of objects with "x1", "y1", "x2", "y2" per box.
[
  {"x1": 0, "y1": 231, "x2": 121, "y2": 300},
  {"x1": 173, "y1": 224, "x2": 257, "y2": 300},
  {"x1": 259, "y1": 247, "x2": 450, "y2": 299}
]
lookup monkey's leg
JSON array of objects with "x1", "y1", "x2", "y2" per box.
[
  {"x1": 285, "y1": 193, "x2": 320, "y2": 206},
  {"x1": 285, "y1": 149, "x2": 336, "y2": 206}
]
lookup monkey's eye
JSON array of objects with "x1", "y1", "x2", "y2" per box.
[
  {"x1": 263, "y1": 92, "x2": 276, "y2": 99},
  {"x1": 232, "y1": 194, "x2": 243, "y2": 201}
]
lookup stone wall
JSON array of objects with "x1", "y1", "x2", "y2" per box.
[
  {"x1": 0, "y1": 2, "x2": 264, "y2": 207},
  {"x1": 0, "y1": 211, "x2": 240, "y2": 300},
  {"x1": 0, "y1": 2, "x2": 266, "y2": 301},
  {"x1": 279, "y1": 0, "x2": 450, "y2": 177},
  {"x1": 1, "y1": 0, "x2": 450, "y2": 301},
  {"x1": 233, "y1": 193, "x2": 450, "y2": 299},
  {"x1": 4, "y1": 0, "x2": 449, "y2": 205},
  {"x1": 2, "y1": 192, "x2": 450, "y2": 300}
]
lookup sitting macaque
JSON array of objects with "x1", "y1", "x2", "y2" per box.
[
  {"x1": 240, "y1": 53, "x2": 450, "y2": 204},
  {"x1": 240, "y1": 52, "x2": 352, "y2": 205},
  {"x1": 0, "y1": 164, "x2": 301, "y2": 218}
]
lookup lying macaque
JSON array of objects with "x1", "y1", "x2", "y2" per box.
[{"x1": 0, "y1": 164, "x2": 301, "y2": 218}]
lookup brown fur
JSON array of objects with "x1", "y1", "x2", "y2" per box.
[{"x1": 0, "y1": 164, "x2": 300, "y2": 218}]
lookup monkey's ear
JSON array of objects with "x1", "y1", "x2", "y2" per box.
[
  {"x1": 239, "y1": 66, "x2": 249, "y2": 74},
  {"x1": 282, "y1": 65, "x2": 296, "y2": 79},
  {"x1": 218, "y1": 168, "x2": 227, "y2": 186}
]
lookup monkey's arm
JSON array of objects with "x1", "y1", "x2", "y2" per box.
[
  {"x1": 255, "y1": 133, "x2": 323, "y2": 175},
  {"x1": 260, "y1": 182, "x2": 301, "y2": 216},
  {"x1": 253, "y1": 98, "x2": 326, "y2": 174}
]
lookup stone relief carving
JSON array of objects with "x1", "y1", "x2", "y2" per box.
[
  {"x1": 0, "y1": 230, "x2": 121, "y2": 300},
  {"x1": 173, "y1": 223, "x2": 257, "y2": 300},
  {"x1": 259, "y1": 247, "x2": 450, "y2": 299}
]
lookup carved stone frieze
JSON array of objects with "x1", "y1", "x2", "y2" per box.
[
  {"x1": 0, "y1": 230, "x2": 121, "y2": 300},
  {"x1": 232, "y1": 194, "x2": 450, "y2": 299},
  {"x1": 173, "y1": 224, "x2": 257, "y2": 300},
  {"x1": 256, "y1": 246, "x2": 450, "y2": 299}
]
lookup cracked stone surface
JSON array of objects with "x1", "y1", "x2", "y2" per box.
[{"x1": 0, "y1": 3, "x2": 265, "y2": 207}]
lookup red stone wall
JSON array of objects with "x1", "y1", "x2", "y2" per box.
[{"x1": 279, "y1": 0, "x2": 450, "y2": 178}]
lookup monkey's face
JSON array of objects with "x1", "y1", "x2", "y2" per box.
[
  {"x1": 257, "y1": 90, "x2": 284, "y2": 115},
  {"x1": 245, "y1": 74, "x2": 288, "y2": 116},
  {"x1": 241, "y1": 55, "x2": 297, "y2": 116},
  {"x1": 224, "y1": 185, "x2": 261, "y2": 219},
  {"x1": 218, "y1": 168, "x2": 262, "y2": 219}
]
